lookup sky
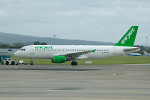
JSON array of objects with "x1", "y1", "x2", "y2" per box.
[{"x1": 0, "y1": 0, "x2": 150, "y2": 46}]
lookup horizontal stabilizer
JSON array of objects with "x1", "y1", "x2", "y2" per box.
[{"x1": 123, "y1": 47, "x2": 140, "y2": 53}]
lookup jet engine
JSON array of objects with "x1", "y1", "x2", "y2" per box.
[{"x1": 51, "y1": 56, "x2": 66, "y2": 63}]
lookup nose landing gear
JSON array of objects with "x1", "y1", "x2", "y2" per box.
[{"x1": 30, "y1": 59, "x2": 33, "y2": 65}]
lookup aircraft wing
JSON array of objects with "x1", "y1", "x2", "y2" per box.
[{"x1": 56, "y1": 49, "x2": 96, "y2": 60}]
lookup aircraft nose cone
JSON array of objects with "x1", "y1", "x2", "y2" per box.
[{"x1": 14, "y1": 51, "x2": 20, "y2": 57}]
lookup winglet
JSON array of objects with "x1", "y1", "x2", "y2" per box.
[
  {"x1": 114, "y1": 26, "x2": 138, "y2": 47},
  {"x1": 92, "y1": 49, "x2": 96, "y2": 53}
]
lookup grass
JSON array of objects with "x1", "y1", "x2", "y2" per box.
[{"x1": 10, "y1": 55, "x2": 150, "y2": 65}]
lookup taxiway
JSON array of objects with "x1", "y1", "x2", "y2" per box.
[{"x1": 0, "y1": 64, "x2": 150, "y2": 100}]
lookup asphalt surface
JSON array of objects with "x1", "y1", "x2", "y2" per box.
[{"x1": 0, "y1": 64, "x2": 150, "y2": 100}]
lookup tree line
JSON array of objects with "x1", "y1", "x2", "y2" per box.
[{"x1": 0, "y1": 41, "x2": 47, "y2": 48}]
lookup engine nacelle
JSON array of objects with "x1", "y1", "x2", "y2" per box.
[{"x1": 51, "y1": 56, "x2": 66, "y2": 63}]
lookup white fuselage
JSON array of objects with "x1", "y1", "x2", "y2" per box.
[{"x1": 14, "y1": 45, "x2": 139, "y2": 60}]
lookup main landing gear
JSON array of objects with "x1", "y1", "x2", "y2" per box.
[{"x1": 71, "y1": 61, "x2": 77, "y2": 66}]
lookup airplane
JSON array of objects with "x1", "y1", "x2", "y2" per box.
[
  {"x1": 143, "y1": 51, "x2": 150, "y2": 56},
  {"x1": 125, "y1": 53, "x2": 141, "y2": 56},
  {"x1": 14, "y1": 26, "x2": 140, "y2": 66}
]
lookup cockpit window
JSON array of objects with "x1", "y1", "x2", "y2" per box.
[{"x1": 21, "y1": 48, "x2": 25, "y2": 51}]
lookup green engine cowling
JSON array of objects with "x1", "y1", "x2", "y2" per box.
[{"x1": 51, "y1": 56, "x2": 66, "y2": 63}]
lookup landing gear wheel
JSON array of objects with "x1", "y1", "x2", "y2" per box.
[
  {"x1": 71, "y1": 62, "x2": 77, "y2": 66},
  {"x1": 30, "y1": 59, "x2": 33, "y2": 65},
  {"x1": 11, "y1": 61, "x2": 15, "y2": 65},
  {"x1": 6, "y1": 61, "x2": 9, "y2": 65}
]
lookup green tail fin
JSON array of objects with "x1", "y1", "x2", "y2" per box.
[{"x1": 114, "y1": 26, "x2": 138, "y2": 47}]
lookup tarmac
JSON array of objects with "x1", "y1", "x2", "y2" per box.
[{"x1": 0, "y1": 64, "x2": 150, "y2": 100}]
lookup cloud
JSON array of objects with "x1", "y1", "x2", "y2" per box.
[
  {"x1": 0, "y1": 9, "x2": 6, "y2": 16},
  {"x1": 0, "y1": 0, "x2": 150, "y2": 45}
]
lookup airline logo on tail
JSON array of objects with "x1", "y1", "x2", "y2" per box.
[
  {"x1": 114, "y1": 26, "x2": 138, "y2": 47},
  {"x1": 121, "y1": 28, "x2": 135, "y2": 44}
]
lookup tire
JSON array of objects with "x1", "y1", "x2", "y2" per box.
[
  {"x1": 11, "y1": 61, "x2": 15, "y2": 65},
  {"x1": 5, "y1": 61, "x2": 9, "y2": 65},
  {"x1": 71, "y1": 62, "x2": 77, "y2": 66}
]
